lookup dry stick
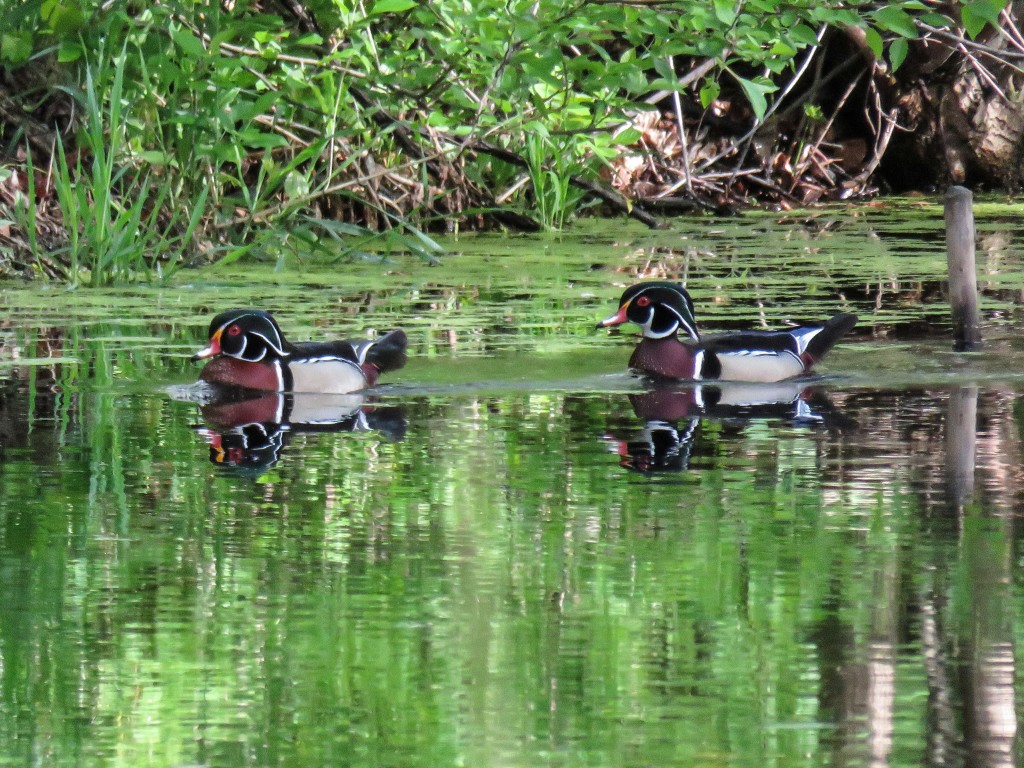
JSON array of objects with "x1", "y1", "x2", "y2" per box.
[
  {"x1": 643, "y1": 56, "x2": 720, "y2": 106},
  {"x1": 721, "y1": 28, "x2": 826, "y2": 187},
  {"x1": 921, "y1": 25, "x2": 1024, "y2": 73},
  {"x1": 944, "y1": 185, "x2": 983, "y2": 351},
  {"x1": 998, "y1": 8, "x2": 1024, "y2": 51},
  {"x1": 346, "y1": 88, "x2": 540, "y2": 230},
  {"x1": 464, "y1": 139, "x2": 663, "y2": 228},
  {"x1": 667, "y1": 54, "x2": 694, "y2": 194},
  {"x1": 852, "y1": 107, "x2": 898, "y2": 186},
  {"x1": 789, "y1": 72, "x2": 862, "y2": 193},
  {"x1": 955, "y1": 40, "x2": 1010, "y2": 100}
]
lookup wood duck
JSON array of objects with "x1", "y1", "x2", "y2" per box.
[
  {"x1": 597, "y1": 282, "x2": 857, "y2": 382},
  {"x1": 192, "y1": 309, "x2": 408, "y2": 394}
]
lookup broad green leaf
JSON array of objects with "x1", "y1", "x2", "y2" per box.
[
  {"x1": 789, "y1": 24, "x2": 820, "y2": 47},
  {"x1": 962, "y1": 0, "x2": 1006, "y2": 37},
  {"x1": 57, "y1": 40, "x2": 82, "y2": 62},
  {"x1": 888, "y1": 37, "x2": 909, "y2": 71},
  {"x1": 696, "y1": 38, "x2": 727, "y2": 58},
  {"x1": 700, "y1": 81, "x2": 721, "y2": 109},
  {"x1": 139, "y1": 150, "x2": 173, "y2": 166},
  {"x1": 172, "y1": 27, "x2": 207, "y2": 58},
  {"x1": 770, "y1": 40, "x2": 797, "y2": 57},
  {"x1": 372, "y1": 0, "x2": 418, "y2": 14},
  {"x1": 873, "y1": 6, "x2": 919, "y2": 38},
  {"x1": 919, "y1": 12, "x2": 954, "y2": 27},
  {"x1": 0, "y1": 32, "x2": 33, "y2": 64},
  {"x1": 615, "y1": 127, "x2": 642, "y2": 145},
  {"x1": 43, "y1": 0, "x2": 85, "y2": 37},
  {"x1": 735, "y1": 76, "x2": 773, "y2": 121},
  {"x1": 713, "y1": 0, "x2": 736, "y2": 25},
  {"x1": 961, "y1": 5, "x2": 987, "y2": 37},
  {"x1": 864, "y1": 26, "x2": 884, "y2": 59}
]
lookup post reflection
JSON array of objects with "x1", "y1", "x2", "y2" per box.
[
  {"x1": 819, "y1": 385, "x2": 1018, "y2": 768},
  {"x1": 947, "y1": 385, "x2": 1016, "y2": 768}
]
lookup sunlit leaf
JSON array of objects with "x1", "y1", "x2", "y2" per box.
[
  {"x1": 789, "y1": 24, "x2": 820, "y2": 47},
  {"x1": 372, "y1": 0, "x2": 418, "y2": 14},
  {"x1": 700, "y1": 80, "x2": 721, "y2": 109},
  {"x1": 713, "y1": 0, "x2": 736, "y2": 25},
  {"x1": 734, "y1": 76, "x2": 775, "y2": 121},
  {"x1": 172, "y1": 27, "x2": 207, "y2": 58},
  {"x1": 873, "y1": 6, "x2": 919, "y2": 37},
  {"x1": 615, "y1": 127, "x2": 642, "y2": 145},
  {"x1": 864, "y1": 26, "x2": 884, "y2": 59},
  {"x1": 962, "y1": 0, "x2": 1006, "y2": 37},
  {"x1": 888, "y1": 37, "x2": 909, "y2": 71}
]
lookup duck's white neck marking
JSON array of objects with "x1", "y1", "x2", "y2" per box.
[{"x1": 639, "y1": 307, "x2": 678, "y2": 339}]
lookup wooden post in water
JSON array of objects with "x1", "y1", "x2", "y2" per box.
[{"x1": 944, "y1": 186, "x2": 983, "y2": 351}]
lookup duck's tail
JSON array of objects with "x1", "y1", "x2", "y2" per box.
[
  {"x1": 802, "y1": 313, "x2": 858, "y2": 364},
  {"x1": 364, "y1": 329, "x2": 409, "y2": 374}
]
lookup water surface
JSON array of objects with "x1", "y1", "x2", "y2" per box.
[{"x1": 1, "y1": 199, "x2": 1023, "y2": 767}]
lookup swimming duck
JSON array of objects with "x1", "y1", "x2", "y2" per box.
[
  {"x1": 192, "y1": 309, "x2": 407, "y2": 394},
  {"x1": 597, "y1": 282, "x2": 856, "y2": 382}
]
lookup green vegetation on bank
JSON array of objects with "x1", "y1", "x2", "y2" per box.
[{"x1": 0, "y1": 0, "x2": 1009, "y2": 284}]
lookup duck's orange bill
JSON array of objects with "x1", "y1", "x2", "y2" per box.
[
  {"x1": 191, "y1": 328, "x2": 222, "y2": 361},
  {"x1": 596, "y1": 304, "x2": 629, "y2": 328}
]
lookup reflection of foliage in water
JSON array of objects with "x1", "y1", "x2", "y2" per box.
[
  {"x1": 1, "y1": 356, "x2": 1022, "y2": 764},
  {"x1": 0, "y1": 212, "x2": 1023, "y2": 765}
]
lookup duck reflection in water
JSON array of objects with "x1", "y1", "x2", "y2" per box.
[
  {"x1": 194, "y1": 388, "x2": 405, "y2": 475},
  {"x1": 611, "y1": 381, "x2": 854, "y2": 474}
]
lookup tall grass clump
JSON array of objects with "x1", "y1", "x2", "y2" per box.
[
  {"x1": 523, "y1": 128, "x2": 592, "y2": 231},
  {"x1": 50, "y1": 46, "x2": 207, "y2": 287}
]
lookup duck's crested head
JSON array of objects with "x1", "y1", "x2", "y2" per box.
[
  {"x1": 597, "y1": 282, "x2": 699, "y2": 340},
  {"x1": 193, "y1": 309, "x2": 289, "y2": 362}
]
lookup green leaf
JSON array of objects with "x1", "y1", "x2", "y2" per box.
[
  {"x1": 803, "y1": 103, "x2": 824, "y2": 121},
  {"x1": 57, "y1": 40, "x2": 82, "y2": 62},
  {"x1": 139, "y1": 150, "x2": 174, "y2": 166},
  {"x1": 770, "y1": 40, "x2": 797, "y2": 57},
  {"x1": 615, "y1": 127, "x2": 642, "y2": 145},
  {"x1": 372, "y1": 0, "x2": 418, "y2": 14},
  {"x1": 43, "y1": 0, "x2": 85, "y2": 37},
  {"x1": 789, "y1": 24, "x2": 820, "y2": 47},
  {"x1": 0, "y1": 32, "x2": 33, "y2": 65},
  {"x1": 700, "y1": 80, "x2": 721, "y2": 109},
  {"x1": 920, "y1": 12, "x2": 953, "y2": 27},
  {"x1": 172, "y1": 27, "x2": 207, "y2": 58},
  {"x1": 888, "y1": 37, "x2": 909, "y2": 71},
  {"x1": 864, "y1": 26, "x2": 884, "y2": 59},
  {"x1": 713, "y1": 0, "x2": 736, "y2": 25},
  {"x1": 873, "y1": 6, "x2": 919, "y2": 38},
  {"x1": 962, "y1": 0, "x2": 1006, "y2": 37},
  {"x1": 735, "y1": 76, "x2": 775, "y2": 121}
]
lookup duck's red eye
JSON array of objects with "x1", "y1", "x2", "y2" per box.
[
  {"x1": 227, "y1": 324, "x2": 242, "y2": 336},
  {"x1": 636, "y1": 295, "x2": 651, "y2": 307}
]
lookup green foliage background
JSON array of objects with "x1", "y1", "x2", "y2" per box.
[{"x1": 0, "y1": 0, "x2": 1009, "y2": 282}]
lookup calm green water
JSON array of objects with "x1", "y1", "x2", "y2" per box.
[{"x1": 2, "y1": 200, "x2": 1024, "y2": 767}]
